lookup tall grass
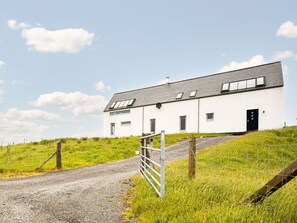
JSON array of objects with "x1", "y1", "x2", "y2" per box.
[
  {"x1": 126, "y1": 127, "x2": 297, "y2": 222},
  {"x1": 0, "y1": 132, "x2": 223, "y2": 178}
]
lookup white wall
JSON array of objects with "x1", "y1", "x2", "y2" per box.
[
  {"x1": 103, "y1": 87, "x2": 283, "y2": 137},
  {"x1": 103, "y1": 107, "x2": 143, "y2": 137},
  {"x1": 143, "y1": 100, "x2": 199, "y2": 134},
  {"x1": 199, "y1": 87, "x2": 283, "y2": 133}
]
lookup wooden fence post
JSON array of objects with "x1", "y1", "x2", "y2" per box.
[
  {"x1": 245, "y1": 159, "x2": 297, "y2": 204},
  {"x1": 188, "y1": 134, "x2": 196, "y2": 179},
  {"x1": 56, "y1": 141, "x2": 62, "y2": 169}
]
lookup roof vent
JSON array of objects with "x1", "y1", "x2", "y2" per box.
[{"x1": 166, "y1": 76, "x2": 170, "y2": 85}]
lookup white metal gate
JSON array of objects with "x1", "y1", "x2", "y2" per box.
[{"x1": 140, "y1": 130, "x2": 165, "y2": 199}]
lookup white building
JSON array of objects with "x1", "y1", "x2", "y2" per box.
[{"x1": 103, "y1": 62, "x2": 284, "y2": 137}]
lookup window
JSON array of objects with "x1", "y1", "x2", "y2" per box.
[
  {"x1": 128, "y1": 98, "x2": 136, "y2": 106},
  {"x1": 109, "y1": 102, "x2": 116, "y2": 109},
  {"x1": 150, "y1": 119, "x2": 156, "y2": 132},
  {"x1": 206, "y1": 113, "x2": 214, "y2": 121},
  {"x1": 256, "y1": 77, "x2": 265, "y2": 86},
  {"x1": 110, "y1": 123, "x2": 115, "y2": 136},
  {"x1": 247, "y1": 79, "x2": 256, "y2": 88},
  {"x1": 118, "y1": 100, "x2": 126, "y2": 108},
  {"x1": 221, "y1": 83, "x2": 229, "y2": 92},
  {"x1": 176, "y1": 92, "x2": 183, "y2": 100},
  {"x1": 121, "y1": 121, "x2": 131, "y2": 126},
  {"x1": 229, "y1": 82, "x2": 238, "y2": 91},
  {"x1": 180, "y1": 116, "x2": 186, "y2": 131},
  {"x1": 221, "y1": 76, "x2": 265, "y2": 93},
  {"x1": 110, "y1": 109, "x2": 130, "y2": 116},
  {"x1": 189, "y1": 90, "x2": 197, "y2": 97},
  {"x1": 111, "y1": 99, "x2": 136, "y2": 109},
  {"x1": 123, "y1": 100, "x2": 130, "y2": 107},
  {"x1": 114, "y1": 102, "x2": 121, "y2": 109},
  {"x1": 238, "y1": 80, "x2": 247, "y2": 90}
]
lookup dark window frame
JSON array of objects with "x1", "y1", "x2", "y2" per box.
[
  {"x1": 150, "y1": 119, "x2": 156, "y2": 133},
  {"x1": 206, "y1": 113, "x2": 214, "y2": 121},
  {"x1": 110, "y1": 123, "x2": 115, "y2": 136},
  {"x1": 180, "y1": 116, "x2": 186, "y2": 131}
]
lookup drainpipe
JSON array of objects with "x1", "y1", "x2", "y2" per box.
[
  {"x1": 197, "y1": 98, "x2": 200, "y2": 133},
  {"x1": 142, "y1": 106, "x2": 144, "y2": 134}
]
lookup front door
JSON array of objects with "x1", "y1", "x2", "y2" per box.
[{"x1": 247, "y1": 109, "x2": 259, "y2": 131}]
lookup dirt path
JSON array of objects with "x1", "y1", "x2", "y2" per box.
[{"x1": 0, "y1": 136, "x2": 236, "y2": 223}]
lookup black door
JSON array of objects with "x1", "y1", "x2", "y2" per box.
[{"x1": 247, "y1": 109, "x2": 259, "y2": 131}]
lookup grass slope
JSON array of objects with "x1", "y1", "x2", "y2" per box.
[
  {"x1": 126, "y1": 127, "x2": 297, "y2": 223},
  {"x1": 0, "y1": 133, "x2": 223, "y2": 178}
]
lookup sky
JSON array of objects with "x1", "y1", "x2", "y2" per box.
[{"x1": 0, "y1": 1, "x2": 297, "y2": 145}]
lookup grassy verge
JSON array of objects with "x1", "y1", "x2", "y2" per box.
[
  {"x1": 125, "y1": 127, "x2": 297, "y2": 222},
  {"x1": 0, "y1": 132, "x2": 224, "y2": 179}
]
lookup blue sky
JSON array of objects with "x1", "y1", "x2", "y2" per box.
[{"x1": 0, "y1": 1, "x2": 297, "y2": 144}]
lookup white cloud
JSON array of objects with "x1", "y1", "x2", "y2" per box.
[
  {"x1": 273, "y1": 50, "x2": 295, "y2": 61},
  {"x1": 7, "y1": 19, "x2": 30, "y2": 30},
  {"x1": 0, "y1": 115, "x2": 49, "y2": 145},
  {"x1": 7, "y1": 19, "x2": 17, "y2": 29},
  {"x1": 34, "y1": 91, "x2": 107, "y2": 116},
  {"x1": 0, "y1": 117, "x2": 48, "y2": 133},
  {"x1": 277, "y1": 21, "x2": 297, "y2": 38},
  {"x1": 219, "y1": 55, "x2": 267, "y2": 72},
  {"x1": 0, "y1": 60, "x2": 6, "y2": 69},
  {"x1": 95, "y1": 81, "x2": 111, "y2": 92},
  {"x1": 8, "y1": 19, "x2": 94, "y2": 53},
  {"x1": 22, "y1": 27, "x2": 94, "y2": 53},
  {"x1": 0, "y1": 108, "x2": 60, "y2": 144},
  {"x1": 4, "y1": 108, "x2": 61, "y2": 121}
]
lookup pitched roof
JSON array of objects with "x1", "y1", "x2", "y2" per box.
[{"x1": 104, "y1": 61, "x2": 284, "y2": 112}]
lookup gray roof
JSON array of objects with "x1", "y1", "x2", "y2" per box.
[{"x1": 104, "y1": 61, "x2": 284, "y2": 112}]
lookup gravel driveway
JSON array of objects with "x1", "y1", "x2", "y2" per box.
[{"x1": 0, "y1": 136, "x2": 236, "y2": 223}]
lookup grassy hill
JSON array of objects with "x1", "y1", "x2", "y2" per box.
[
  {"x1": 0, "y1": 132, "x2": 223, "y2": 178},
  {"x1": 126, "y1": 127, "x2": 297, "y2": 222}
]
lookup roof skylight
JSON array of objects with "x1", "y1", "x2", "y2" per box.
[
  {"x1": 221, "y1": 76, "x2": 265, "y2": 93},
  {"x1": 176, "y1": 92, "x2": 183, "y2": 99},
  {"x1": 238, "y1": 80, "x2": 247, "y2": 90},
  {"x1": 114, "y1": 101, "x2": 121, "y2": 109},
  {"x1": 221, "y1": 83, "x2": 229, "y2": 92},
  {"x1": 229, "y1": 82, "x2": 238, "y2": 91},
  {"x1": 247, "y1": 79, "x2": 256, "y2": 88},
  {"x1": 109, "y1": 102, "x2": 116, "y2": 109},
  {"x1": 256, "y1": 77, "x2": 265, "y2": 86},
  {"x1": 189, "y1": 90, "x2": 197, "y2": 97},
  {"x1": 109, "y1": 98, "x2": 136, "y2": 109},
  {"x1": 127, "y1": 98, "x2": 136, "y2": 106}
]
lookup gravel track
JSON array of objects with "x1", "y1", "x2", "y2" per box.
[{"x1": 0, "y1": 136, "x2": 236, "y2": 223}]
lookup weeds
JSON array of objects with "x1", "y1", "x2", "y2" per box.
[
  {"x1": 0, "y1": 132, "x2": 222, "y2": 178},
  {"x1": 126, "y1": 127, "x2": 297, "y2": 222}
]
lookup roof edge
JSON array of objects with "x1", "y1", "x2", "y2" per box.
[
  {"x1": 104, "y1": 84, "x2": 284, "y2": 112},
  {"x1": 113, "y1": 61, "x2": 282, "y2": 96}
]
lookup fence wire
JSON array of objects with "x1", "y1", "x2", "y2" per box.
[
  {"x1": 0, "y1": 142, "x2": 57, "y2": 175},
  {"x1": 188, "y1": 139, "x2": 297, "y2": 204}
]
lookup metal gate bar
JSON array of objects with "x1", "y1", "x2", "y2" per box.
[{"x1": 140, "y1": 130, "x2": 165, "y2": 199}]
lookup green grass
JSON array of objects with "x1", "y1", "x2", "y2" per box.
[
  {"x1": 126, "y1": 127, "x2": 297, "y2": 223},
  {"x1": 0, "y1": 132, "x2": 224, "y2": 178}
]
